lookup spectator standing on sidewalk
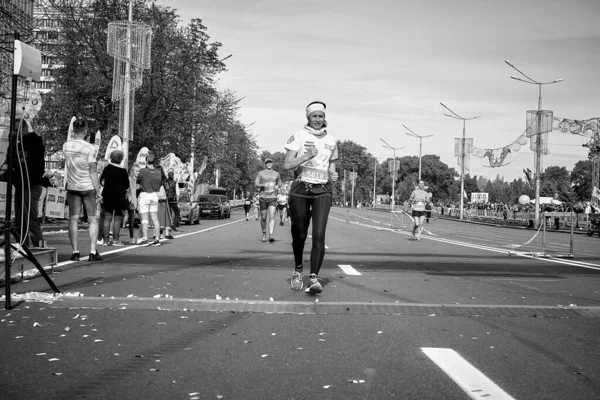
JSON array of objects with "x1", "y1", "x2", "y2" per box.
[
  {"x1": 99, "y1": 150, "x2": 129, "y2": 246},
  {"x1": 123, "y1": 163, "x2": 140, "y2": 245},
  {"x1": 62, "y1": 118, "x2": 102, "y2": 261},
  {"x1": 95, "y1": 158, "x2": 109, "y2": 243},
  {"x1": 136, "y1": 151, "x2": 167, "y2": 246},
  {"x1": 166, "y1": 169, "x2": 180, "y2": 231},
  {"x1": 0, "y1": 118, "x2": 45, "y2": 248}
]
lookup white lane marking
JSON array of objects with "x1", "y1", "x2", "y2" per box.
[
  {"x1": 307, "y1": 234, "x2": 329, "y2": 249},
  {"x1": 54, "y1": 218, "x2": 246, "y2": 268},
  {"x1": 338, "y1": 264, "x2": 362, "y2": 276},
  {"x1": 421, "y1": 348, "x2": 516, "y2": 400},
  {"x1": 330, "y1": 215, "x2": 600, "y2": 271}
]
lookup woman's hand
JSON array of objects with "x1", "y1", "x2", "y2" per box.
[
  {"x1": 305, "y1": 145, "x2": 318, "y2": 160},
  {"x1": 329, "y1": 171, "x2": 339, "y2": 182}
]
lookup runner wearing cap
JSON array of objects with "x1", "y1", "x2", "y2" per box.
[
  {"x1": 285, "y1": 101, "x2": 339, "y2": 294},
  {"x1": 254, "y1": 158, "x2": 282, "y2": 242}
]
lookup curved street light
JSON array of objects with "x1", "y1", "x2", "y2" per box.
[
  {"x1": 440, "y1": 102, "x2": 480, "y2": 221},
  {"x1": 403, "y1": 124, "x2": 433, "y2": 181},
  {"x1": 505, "y1": 60, "x2": 563, "y2": 228},
  {"x1": 380, "y1": 138, "x2": 404, "y2": 211}
]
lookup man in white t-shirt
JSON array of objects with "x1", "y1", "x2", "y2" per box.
[{"x1": 63, "y1": 119, "x2": 103, "y2": 262}]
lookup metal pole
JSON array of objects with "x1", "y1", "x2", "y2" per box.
[
  {"x1": 534, "y1": 83, "x2": 542, "y2": 228},
  {"x1": 373, "y1": 161, "x2": 376, "y2": 208},
  {"x1": 391, "y1": 149, "x2": 396, "y2": 212},
  {"x1": 460, "y1": 120, "x2": 465, "y2": 220},
  {"x1": 351, "y1": 165, "x2": 355, "y2": 208},
  {"x1": 418, "y1": 137, "x2": 422, "y2": 181},
  {"x1": 343, "y1": 169, "x2": 346, "y2": 206},
  {"x1": 121, "y1": 0, "x2": 133, "y2": 166}
]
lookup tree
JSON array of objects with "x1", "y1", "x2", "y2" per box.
[{"x1": 571, "y1": 159, "x2": 593, "y2": 202}]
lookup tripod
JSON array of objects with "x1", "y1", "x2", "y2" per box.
[{"x1": 3, "y1": 40, "x2": 60, "y2": 309}]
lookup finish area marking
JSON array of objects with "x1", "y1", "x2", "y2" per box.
[
  {"x1": 421, "y1": 348, "x2": 516, "y2": 400},
  {"x1": 338, "y1": 264, "x2": 362, "y2": 275}
]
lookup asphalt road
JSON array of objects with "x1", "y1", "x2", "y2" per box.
[{"x1": 2, "y1": 207, "x2": 600, "y2": 400}]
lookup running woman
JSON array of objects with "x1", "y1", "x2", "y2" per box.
[
  {"x1": 276, "y1": 188, "x2": 288, "y2": 226},
  {"x1": 409, "y1": 180, "x2": 432, "y2": 240},
  {"x1": 255, "y1": 158, "x2": 282, "y2": 242},
  {"x1": 285, "y1": 101, "x2": 339, "y2": 294},
  {"x1": 243, "y1": 193, "x2": 253, "y2": 221}
]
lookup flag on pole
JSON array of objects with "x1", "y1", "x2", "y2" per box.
[{"x1": 463, "y1": 189, "x2": 468, "y2": 199}]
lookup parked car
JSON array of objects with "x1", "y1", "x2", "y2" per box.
[
  {"x1": 178, "y1": 192, "x2": 200, "y2": 225},
  {"x1": 197, "y1": 194, "x2": 231, "y2": 219}
]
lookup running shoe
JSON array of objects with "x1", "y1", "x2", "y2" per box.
[
  {"x1": 88, "y1": 251, "x2": 103, "y2": 262},
  {"x1": 416, "y1": 233, "x2": 421, "y2": 241},
  {"x1": 261, "y1": 233, "x2": 267, "y2": 242},
  {"x1": 305, "y1": 274, "x2": 322, "y2": 294},
  {"x1": 269, "y1": 235, "x2": 275, "y2": 243},
  {"x1": 172, "y1": 227, "x2": 179, "y2": 232},
  {"x1": 96, "y1": 239, "x2": 104, "y2": 246},
  {"x1": 112, "y1": 240, "x2": 124, "y2": 247},
  {"x1": 70, "y1": 252, "x2": 80, "y2": 262},
  {"x1": 150, "y1": 239, "x2": 161, "y2": 246},
  {"x1": 137, "y1": 238, "x2": 149, "y2": 246},
  {"x1": 165, "y1": 234, "x2": 175, "y2": 240},
  {"x1": 291, "y1": 268, "x2": 303, "y2": 290}
]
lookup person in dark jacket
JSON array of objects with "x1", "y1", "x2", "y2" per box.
[
  {"x1": 166, "y1": 169, "x2": 180, "y2": 230},
  {"x1": 0, "y1": 119, "x2": 45, "y2": 247},
  {"x1": 99, "y1": 150, "x2": 129, "y2": 246}
]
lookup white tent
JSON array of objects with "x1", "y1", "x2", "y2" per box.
[{"x1": 530, "y1": 197, "x2": 563, "y2": 205}]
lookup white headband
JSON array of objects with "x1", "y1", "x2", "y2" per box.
[{"x1": 306, "y1": 103, "x2": 326, "y2": 118}]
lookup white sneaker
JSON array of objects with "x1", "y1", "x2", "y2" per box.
[
  {"x1": 304, "y1": 274, "x2": 322, "y2": 294},
  {"x1": 291, "y1": 268, "x2": 303, "y2": 291}
]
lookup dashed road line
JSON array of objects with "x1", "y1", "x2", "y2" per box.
[
  {"x1": 338, "y1": 264, "x2": 362, "y2": 276},
  {"x1": 422, "y1": 347, "x2": 516, "y2": 399}
]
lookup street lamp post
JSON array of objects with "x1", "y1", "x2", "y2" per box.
[
  {"x1": 440, "y1": 102, "x2": 480, "y2": 221},
  {"x1": 403, "y1": 124, "x2": 433, "y2": 181},
  {"x1": 380, "y1": 139, "x2": 404, "y2": 211},
  {"x1": 505, "y1": 60, "x2": 563, "y2": 228}
]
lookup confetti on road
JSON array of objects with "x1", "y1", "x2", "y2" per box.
[
  {"x1": 149, "y1": 368, "x2": 160, "y2": 372},
  {"x1": 95, "y1": 339, "x2": 103, "y2": 343},
  {"x1": 64, "y1": 327, "x2": 70, "y2": 332},
  {"x1": 49, "y1": 358, "x2": 60, "y2": 362},
  {"x1": 153, "y1": 294, "x2": 162, "y2": 298},
  {"x1": 127, "y1": 294, "x2": 134, "y2": 298},
  {"x1": 33, "y1": 322, "x2": 41, "y2": 327},
  {"x1": 377, "y1": 331, "x2": 383, "y2": 334},
  {"x1": 348, "y1": 379, "x2": 365, "y2": 384},
  {"x1": 52, "y1": 372, "x2": 62, "y2": 376},
  {"x1": 323, "y1": 385, "x2": 331, "y2": 389},
  {"x1": 261, "y1": 354, "x2": 269, "y2": 358}
]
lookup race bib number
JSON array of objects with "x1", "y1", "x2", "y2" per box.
[
  {"x1": 263, "y1": 181, "x2": 276, "y2": 195},
  {"x1": 300, "y1": 167, "x2": 328, "y2": 184}
]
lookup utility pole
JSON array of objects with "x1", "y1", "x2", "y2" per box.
[
  {"x1": 380, "y1": 139, "x2": 404, "y2": 211},
  {"x1": 505, "y1": 60, "x2": 562, "y2": 228},
  {"x1": 440, "y1": 102, "x2": 480, "y2": 220},
  {"x1": 403, "y1": 124, "x2": 433, "y2": 181}
]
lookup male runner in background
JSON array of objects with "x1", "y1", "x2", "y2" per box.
[
  {"x1": 409, "y1": 180, "x2": 432, "y2": 240},
  {"x1": 254, "y1": 158, "x2": 281, "y2": 242}
]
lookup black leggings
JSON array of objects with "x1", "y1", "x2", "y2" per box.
[{"x1": 288, "y1": 194, "x2": 332, "y2": 276}]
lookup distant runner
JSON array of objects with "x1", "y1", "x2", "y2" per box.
[
  {"x1": 243, "y1": 194, "x2": 253, "y2": 221},
  {"x1": 276, "y1": 188, "x2": 289, "y2": 226},
  {"x1": 409, "y1": 180, "x2": 432, "y2": 240},
  {"x1": 254, "y1": 158, "x2": 282, "y2": 242}
]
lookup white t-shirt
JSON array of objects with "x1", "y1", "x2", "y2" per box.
[
  {"x1": 285, "y1": 129, "x2": 338, "y2": 184},
  {"x1": 63, "y1": 139, "x2": 98, "y2": 191}
]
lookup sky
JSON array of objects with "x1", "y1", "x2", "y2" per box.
[{"x1": 156, "y1": 0, "x2": 600, "y2": 182}]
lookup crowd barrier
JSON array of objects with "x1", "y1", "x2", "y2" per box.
[{"x1": 368, "y1": 202, "x2": 592, "y2": 228}]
